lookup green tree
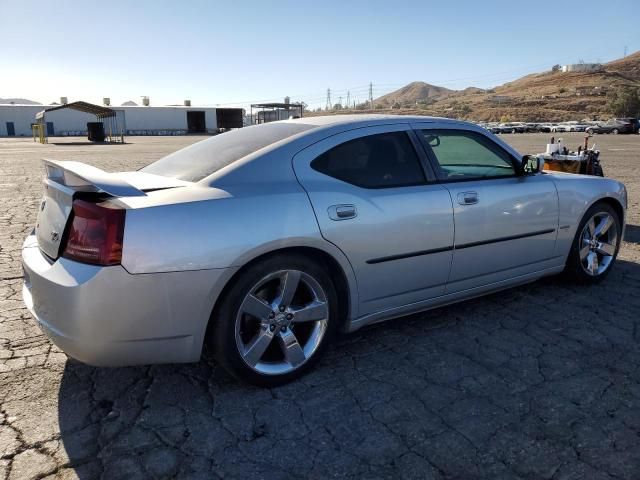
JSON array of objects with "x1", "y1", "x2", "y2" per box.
[{"x1": 607, "y1": 87, "x2": 640, "y2": 117}]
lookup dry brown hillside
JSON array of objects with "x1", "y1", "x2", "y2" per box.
[
  {"x1": 375, "y1": 81, "x2": 454, "y2": 106},
  {"x1": 312, "y1": 51, "x2": 640, "y2": 121}
]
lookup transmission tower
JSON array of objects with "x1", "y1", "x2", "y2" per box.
[
  {"x1": 325, "y1": 88, "x2": 332, "y2": 110},
  {"x1": 338, "y1": 96, "x2": 342, "y2": 109},
  {"x1": 369, "y1": 82, "x2": 374, "y2": 110},
  {"x1": 346, "y1": 91, "x2": 351, "y2": 109}
]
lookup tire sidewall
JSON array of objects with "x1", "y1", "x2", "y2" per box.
[
  {"x1": 212, "y1": 254, "x2": 339, "y2": 386},
  {"x1": 565, "y1": 202, "x2": 621, "y2": 283}
]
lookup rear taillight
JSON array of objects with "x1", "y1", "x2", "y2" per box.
[{"x1": 62, "y1": 199, "x2": 125, "y2": 266}]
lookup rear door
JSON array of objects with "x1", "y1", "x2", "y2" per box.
[
  {"x1": 293, "y1": 124, "x2": 454, "y2": 317},
  {"x1": 413, "y1": 125, "x2": 559, "y2": 293}
]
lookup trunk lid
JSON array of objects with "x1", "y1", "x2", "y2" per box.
[{"x1": 35, "y1": 159, "x2": 187, "y2": 259}]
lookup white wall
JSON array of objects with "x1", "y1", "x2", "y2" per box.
[
  {"x1": 0, "y1": 105, "x2": 219, "y2": 136},
  {"x1": 121, "y1": 106, "x2": 217, "y2": 133},
  {"x1": 0, "y1": 105, "x2": 42, "y2": 136}
]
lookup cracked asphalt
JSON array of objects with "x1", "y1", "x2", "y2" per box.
[{"x1": 1, "y1": 133, "x2": 640, "y2": 479}]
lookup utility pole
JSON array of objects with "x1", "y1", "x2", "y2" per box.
[
  {"x1": 346, "y1": 91, "x2": 351, "y2": 109},
  {"x1": 338, "y1": 96, "x2": 342, "y2": 109},
  {"x1": 369, "y1": 82, "x2": 374, "y2": 110},
  {"x1": 325, "y1": 88, "x2": 332, "y2": 111},
  {"x1": 624, "y1": 45, "x2": 628, "y2": 57}
]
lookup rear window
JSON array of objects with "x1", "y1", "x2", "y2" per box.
[{"x1": 141, "y1": 122, "x2": 316, "y2": 182}]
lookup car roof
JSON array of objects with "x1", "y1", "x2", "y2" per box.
[{"x1": 285, "y1": 114, "x2": 467, "y2": 129}]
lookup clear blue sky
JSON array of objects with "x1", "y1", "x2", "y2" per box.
[{"x1": 1, "y1": 0, "x2": 638, "y2": 109}]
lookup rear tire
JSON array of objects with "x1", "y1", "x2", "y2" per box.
[
  {"x1": 212, "y1": 254, "x2": 339, "y2": 386},
  {"x1": 612, "y1": 128, "x2": 619, "y2": 135},
  {"x1": 564, "y1": 202, "x2": 621, "y2": 284}
]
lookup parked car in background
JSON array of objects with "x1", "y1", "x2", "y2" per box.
[
  {"x1": 587, "y1": 119, "x2": 635, "y2": 135},
  {"x1": 615, "y1": 118, "x2": 639, "y2": 134},
  {"x1": 538, "y1": 123, "x2": 553, "y2": 133},
  {"x1": 551, "y1": 124, "x2": 569, "y2": 133},
  {"x1": 497, "y1": 123, "x2": 526, "y2": 133},
  {"x1": 22, "y1": 115, "x2": 627, "y2": 385},
  {"x1": 567, "y1": 124, "x2": 590, "y2": 132}
]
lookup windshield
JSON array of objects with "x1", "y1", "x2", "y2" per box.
[{"x1": 141, "y1": 122, "x2": 316, "y2": 182}]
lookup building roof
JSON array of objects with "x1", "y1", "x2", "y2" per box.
[
  {"x1": 36, "y1": 101, "x2": 116, "y2": 120},
  {"x1": 251, "y1": 103, "x2": 303, "y2": 109}
]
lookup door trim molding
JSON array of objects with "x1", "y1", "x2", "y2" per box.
[
  {"x1": 456, "y1": 228, "x2": 556, "y2": 250},
  {"x1": 366, "y1": 228, "x2": 556, "y2": 264}
]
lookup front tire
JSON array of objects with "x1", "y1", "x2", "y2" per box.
[
  {"x1": 212, "y1": 254, "x2": 338, "y2": 386},
  {"x1": 564, "y1": 202, "x2": 621, "y2": 283}
]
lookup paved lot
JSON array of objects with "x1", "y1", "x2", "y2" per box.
[{"x1": 1, "y1": 132, "x2": 639, "y2": 479}]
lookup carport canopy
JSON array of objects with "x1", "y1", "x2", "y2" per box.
[{"x1": 36, "y1": 101, "x2": 116, "y2": 120}]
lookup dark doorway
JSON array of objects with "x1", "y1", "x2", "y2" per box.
[
  {"x1": 6, "y1": 122, "x2": 15, "y2": 136},
  {"x1": 216, "y1": 108, "x2": 244, "y2": 129},
  {"x1": 46, "y1": 122, "x2": 54, "y2": 135},
  {"x1": 186, "y1": 111, "x2": 206, "y2": 133}
]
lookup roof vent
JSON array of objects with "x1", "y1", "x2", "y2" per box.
[
  {"x1": 142, "y1": 96, "x2": 150, "y2": 106},
  {"x1": 103, "y1": 97, "x2": 111, "y2": 106},
  {"x1": 60, "y1": 97, "x2": 68, "y2": 105},
  {"x1": 184, "y1": 99, "x2": 191, "y2": 106}
]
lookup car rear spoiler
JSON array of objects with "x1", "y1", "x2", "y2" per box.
[{"x1": 42, "y1": 159, "x2": 191, "y2": 197}]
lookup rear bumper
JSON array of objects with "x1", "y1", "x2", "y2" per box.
[{"x1": 22, "y1": 234, "x2": 234, "y2": 366}]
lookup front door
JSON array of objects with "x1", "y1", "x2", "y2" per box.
[
  {"x1": 293, "y1": 124, "x2": 454, "y2": 317},
  {"x1": 414, "y1": 126, "x2": 559, "y2": 293},
  {"x1": 6, "y1": 122, "x2": 15, "y2": 136}
]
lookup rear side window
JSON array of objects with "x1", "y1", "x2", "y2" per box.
[
  {"x1": 310, "y1": 131, "x2": 426, "y2": 188},
  {"x1": 142, "y1": 122, "x2": 316, "y2": 182},
  {"x1": 420, "y1": 130, "x2": 516, "y2": 180}
]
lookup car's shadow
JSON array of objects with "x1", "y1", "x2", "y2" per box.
[{"x1": 58, "y1": 258, "x2": 640, "y2": 479}]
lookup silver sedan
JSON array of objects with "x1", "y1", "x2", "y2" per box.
[{"x1": 22, "y1": 115, "x2": 627, "y2": 385}]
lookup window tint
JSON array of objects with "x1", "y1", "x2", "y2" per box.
[
  {"x1": 142, "y1": 122, "x2": 316, "y2": 182},
  {"x1": 311, "y1": 131, "x2": 426, "y2": 188},
  {"x1": 420, "y1": 130, "x2": 516, "y2": 180}
]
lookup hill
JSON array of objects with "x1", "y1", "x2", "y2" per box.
[
  {"x1": 0, "y1": 98, "x2": 41, "y2": 105},
  {"x1": 375, "y1": 81, "x2": 454, "y2": 106},
  {"x1": 314, "y1": 51, "x2": 640, "y2": 121}
]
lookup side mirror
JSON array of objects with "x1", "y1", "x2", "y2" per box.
[
  {"x1": 424, "y1": 135, "x2": 440, "y2": 147},
  {"x1": 521, "y1": 154, "x2": 544, "y2": 175}
]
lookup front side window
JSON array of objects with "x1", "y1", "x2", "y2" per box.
[
  {"x1": 310, "y1": 131, "x2": 426, "y2": 188},
  {"x1": 420, "y1": 130, "x2": 516, "y2": 180}
]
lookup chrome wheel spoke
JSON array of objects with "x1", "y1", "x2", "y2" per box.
[
  {"x1": 594, "y1": 215, "x2": 613, "y2": 237},
  {"x1": 596, "y1": 242, "x2": 615, "y2": 256},
  {"x1": 586, "y1": 251, "x2": 599, "y2": 275},
  {"x1": 279, "y1": 270, "x2": 301, "y2": 307},
  {"x1": 240, "y1": 294, "x2": 272, "y2": 321},
  {"x1": 579, "y1": 244, "x2": 591, "y2": 260},
  {"x1": 586, "y1": 218, "x2": 596, "y2": 237},
  {"x1": 243, "y1": 327, "x2": 275, "y2": 367},
  {"x1": 277, "y1": 329, "x2": 306, "y2": 367},
  {"x1": 292, "y1": 301, "x2": 328, "y2": 323}
]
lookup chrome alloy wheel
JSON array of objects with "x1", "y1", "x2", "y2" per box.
[
  {"x1": 579, "y1": 212, "x2": 618, "y2": 276},
  {"x1": 234, "y1": 270, "x2": 329, "y2": 375}
]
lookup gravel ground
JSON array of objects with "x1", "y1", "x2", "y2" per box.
[{"x1": 1, "y1": 132, "x2": 639, "y2": 479}]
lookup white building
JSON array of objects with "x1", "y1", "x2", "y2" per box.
[
  {"x1": 0, "y1": 103, "x2": 244, "y2": 137},
  {"x1": 561, "y1": 63, "x2": 602, "y2": 73}
]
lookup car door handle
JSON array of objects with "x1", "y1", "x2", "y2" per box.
[
  {"x1": 328, "y1": 204, "x2": 357, "y2": 221},
  {"x1": 457, "y1": 191, "x2": 479, "y2": 205}
]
